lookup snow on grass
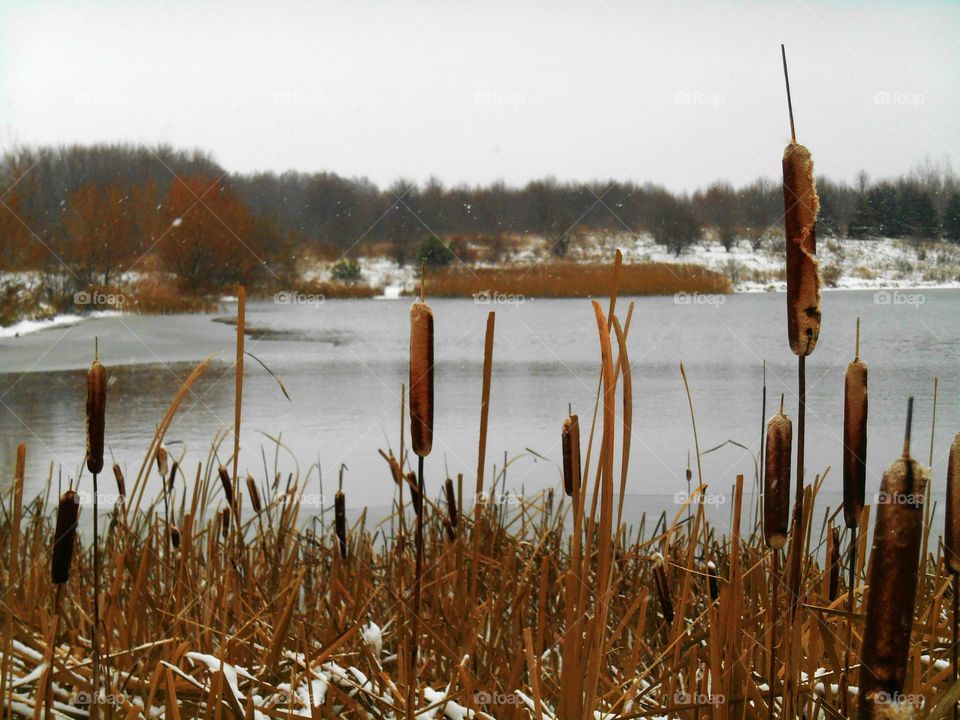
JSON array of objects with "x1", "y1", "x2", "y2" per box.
[{"x1": 0, "y1": 311, "x2": 121, "y2": 338}]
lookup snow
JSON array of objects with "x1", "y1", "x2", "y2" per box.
[
  {"x1": 363, "y1": 620, "x2": 383, "y2": 657},
  {"x1": 0, "y1": 311, "x2": 121, "y2": 338}
]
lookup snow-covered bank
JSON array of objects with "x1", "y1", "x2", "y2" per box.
[
  {"x1": 299, "y1": 234, "x2": 960, "y2": 296},
  {"x1": 0, "y1": 311, "x2": 121, "y2": 339}
]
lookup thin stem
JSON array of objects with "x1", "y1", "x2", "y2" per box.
[{"x1": 781, "y1": 43, "x2": 796, "y2": 142}]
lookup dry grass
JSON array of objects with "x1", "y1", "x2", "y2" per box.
[{"x1": 418, "y1": 261, "x2": 732, "y2": 298}]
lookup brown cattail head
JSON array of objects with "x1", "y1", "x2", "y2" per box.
[
  {"x1": 706, "y1": 561, "x2": 720, "y2": 602},
  {"x1": 858, "y1": 452, "x2": 929, "y2": 717},
  {"x1": 652, "y1": 553, "x2": 674, "y2": 625},
  {"x1": 220, "y1": 508, "x2": 230, "y2": 539},
  {"x1": 561, "y1": 414, "x2": 581, "y2": 500},
  {"x1": 406, "y1": 471, "x2": 423, "y2": 517},
  {"x1": 246, "y1": 476, "x2": 262, "y2": 514},
  {"x1": 409, "y1": 300, "x2": 434, "y2": 458},
  {"x1": 218, "y1": 464, "x2": 234, "y2": 509},
  {"x1": 763, "y1": 410, "x2": 793, "y2": 549},
  {"x1": 782, "y1": 142, "x2": 821, "y2": 356},
  {"x1": 945, "y1": 433, "x2": 960, "y2": 574},
  {"x1": 112, "y1": 463, "x2": 125, "y2": 499},
  {"x1": 156, "y1": 444, "x2": 169, "y2": 479},
  {"x1": 167, "y1": 460, "x2": 178, "y2": 494},
  {"x1": 170, "y1": 525, "x2": 181, "y2": 549},
  {"x1": 335, "y1": 489, "x2": 347, "y2": 559},
  {"x1": 444, "y1": 519, "x2": 455, "y2": 543},
  {"x1": 828, "y1": 525, "x2": 841, "y2": 601},
  {"x1": 86, "y1": 358, "x2": 106, "y2": 475},
  {"x1": 843, "y1": 358, "x2": 869, "y2": 529},
  {"x1": 444, "y1": 477, "x2": 458, "y2": 529},
  {"x1": 52, "y1": 490, "x2": 80, "y2": 584}
]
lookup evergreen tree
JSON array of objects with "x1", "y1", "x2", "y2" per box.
[{"x1": 943, "y1": 192, "x2": 960, "y2": 242}]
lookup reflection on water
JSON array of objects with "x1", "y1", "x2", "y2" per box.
[{"x1": 1, "y1": 290, "x2": 959, "y2": 528}]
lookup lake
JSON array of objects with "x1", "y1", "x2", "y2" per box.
[{"x1": 1, "y1": 289, "x2": 958, "y2": 535}]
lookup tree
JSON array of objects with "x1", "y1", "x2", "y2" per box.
[
  {"x1": 63, "y1": 181, "x2": 138, "y2": 286},
  {"x1": 650, "y1": 194, "x2": 700, "y2": 256},
  {"x1": 417, "y1": 235, "x2": 453, "y2": 268},
  {"x1": 899, "y1": 183, "x2": 938, "y2": 240},
  {"x1": 330, "y1": 257, "x2": 362, "y2": 282},
  {"x1": 943, "y1": 192, "x2": 960, "y2": 242}
]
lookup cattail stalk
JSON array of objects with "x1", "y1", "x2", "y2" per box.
[
  {"x1": 444, "y1": 477, "x2": 458, "y2": 532},
  {"x1": 86, "y1": 347, "x2": 106, "y2": 717},
  {"x1": 335, "y1": 491, "x2": 347, "y2": 559},
  {"x1": 652, "y1": 553, "x2": 674, "y2": 626},
  {"x1": 764, "y1": 399, "x2": 792, "y2": 549},
  {"x1": 858, "y1": 398, "x2": 927, "y2": 719}
]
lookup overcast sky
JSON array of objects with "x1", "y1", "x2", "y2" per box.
[{"x1": 2, "y1": 0, "x2": 958, "y2": 192}]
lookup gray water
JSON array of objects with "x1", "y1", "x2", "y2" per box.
[{"x1": 1, "y1": 289, "x2": 958, "y2": 536}]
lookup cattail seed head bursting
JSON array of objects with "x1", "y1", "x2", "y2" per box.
[
  {"x1": 156, "y1": 444, "x2": 169, "y2": 479},
  {"x1": 52, "y1": 490, "x2": 80, "y2": 584},
  {"x1": 561, "y1": 414, "x2": 581, "y2": 500},
  {"x1": 843, "y1": 358, "x2": 869, "y2": 529},
  {"x1": 782, "y1": 142, "x2": 821, "y2": 356},
  {"x1": 86, "y1": 358, "x2": 106, "y2": 475},
  {"x1": 763, "y1": 411, "x2": 793, "y2": 549},
  {"x1": 409, "y1": 300, "x2": 434, "y2": 458}
]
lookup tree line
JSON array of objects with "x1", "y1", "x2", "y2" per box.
[{"x1": 1, "y1": 144, "x2": 959, "y2": 296}]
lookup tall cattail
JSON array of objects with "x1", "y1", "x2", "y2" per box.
[
  {"x1": 828, "y1": 526, "x2": 841, "y2": 601},
  {"x1": 783, "y1": 141, "x2": 821, "y2": 357},
  {"x1": 561, "y1": 414, "x2": 581, "y2": 500},
  {"x1": 945, "y1": 433, "x2": 960, "y2": 574},
  {"x1": 409, "y1": 299, "x2": 434, "y2": 458},
  {"x1": 763, "y1": 404, "x2": 793, "y2": 549},
  {"x1": 652, "y1": 553, "x2": 674, "y2": 625},
  {"x1": 86, "y1": 356, "x2": 106, "y2": 475},
  {"x1": 246, "y1": 475, "x2": 262, "y2": 514},
  {"x1": 843, "y1": 328, "x2": 868, "y2": 529},
  {"x1": 444, "y1": 477, "x2": 458, "y2": 529},
  {"x1": 112, "y1": 463, "x2": 125, "y2": 499},
  {"x1": 52, "y1": 491, "x2": 80, "y2": 584},
  {"x1": 218, "y1": 464, "x2": 234, "y2": 509},
  {"x1": 335, "y1": 490, "x2": 347, "y2": 559},
  {"x1": 220, "y1": 508, "x2": 230, "y2": 539},
  {"x1": 859, "y1": 399, "x2": 928, "y2": 718}
]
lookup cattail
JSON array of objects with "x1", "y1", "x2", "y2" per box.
[
  {"x1": 444, "y1": 477, "x2": 458, "y2": 529},
  {"x1": 828, "y1": 526, "x2": 841, "y2": 601},
  {"x1": 945, "y1": 433, "x2": 960, "y2": 574},
  {"x1": 706, "y1": 561, "x2": 720, "y2": 602},
  {"x1": 167, "y1": 460, "x2": 178, "y2": 494},
  {"x1": 52, "y1": 491, "x2": 80, "y2": 584},
  {"x1": 220, "y1": 508, "x2": 230, "y2": 539},
  {"x1": 156, "y1": 444, "x2": 169, "y2": 479},
  {"x1": 170, "y1": 525, "x2": 181, "y2": 549},
  {"x1": 652, "y1": 553, "x2": 674, "y2": 625},
  {"x1": 406, "y1": 471, "x2": 423, "y2": 517},
  {"x1": 561, "y1": 414, "x2": 581, "y2": 500},
  {"x1": 444, "y1": 519, "x2": 455, "y2": 543},
  {"x1": 763, "y1": 405, "x2": 793, "y2": 549},
  {"x1": 409, "y1": 299, "x2": 434, "y2": 458},
  {"x1": 335, "y1": 490, "x2": 347, "y2": 559},
  {"x1": 218, "y1": 464, "x2": 234, "y2": 509},
  {"x1": 859, "y1": 399, "x2": 928, "y2": 718},
  {"x1": 782, "y1": 142, "x2": 821, "y2": 357},
  {"x1": 112, "y1": 463, "x2": 125, "y2": 499},
  {"x1": 86, "y1": 357, "x2": 106, "y2": 475},
  {"x1": 246, "y1": 475, "x2": 262, "y2": 514},
  {"x1": 843, "y1": 338, "x2": 868, "y2": 529}
]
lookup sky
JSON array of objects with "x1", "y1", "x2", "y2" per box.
[{"x1": 2, "y1": 0, "x2": 958, "y2": 192}]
